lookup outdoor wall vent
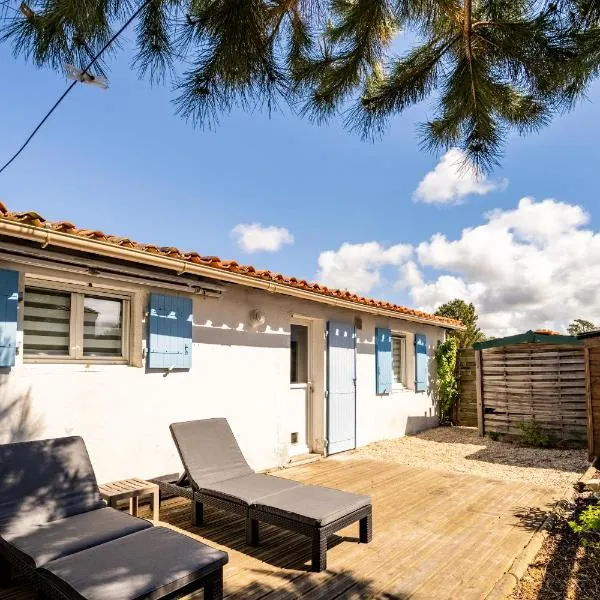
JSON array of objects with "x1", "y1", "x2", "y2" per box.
[{"x1": 291, "y1": 432, "x2": 298, "y2": 444}]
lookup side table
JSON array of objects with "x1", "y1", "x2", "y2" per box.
[{"x1": 99, "y1": 477, "x2": 160, "y2": 524}]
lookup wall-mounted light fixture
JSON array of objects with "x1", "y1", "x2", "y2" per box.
[{"x1": 248, "y1": 309, "x2": 266, "y2": 329}]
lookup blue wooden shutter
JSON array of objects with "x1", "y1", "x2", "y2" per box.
[
  {"x1": 375, "y1": 327, "x2": 392, "y2": 394},
  {"x1": 148, "y1": 294, "x2": 193, "y2": 369},
  {"x1": 415, "y1": 333, "x2": 427, "y2": 392},
  {"x1": 0, "y1": 269, "x2": 19, "y2": 367}
]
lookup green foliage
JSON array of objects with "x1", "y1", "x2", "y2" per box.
[
  {"x1": 517, "y1": 420, "x2": 550, "y2": 447},
  {"x1": 310, "y1": 0, "x2": 569, "y2": 171},
  {"x1": 435, "y1": 337, "x2": 459, "y2": 424},
  {"x1": 434, "y1": 299, "x2": 486, "y2": 349},
  {"x1": 567, "y1": 318, "x2": 596, "y2": 336},
  {"x1": 3, "y1": 1, "x2": 600, "y2": 170},
  {"x1": 569, "y1": 502, "x2": 600, "y2": 548},
  {"x1": 488, "y1": 431, "x2": 503, "y2": 441}
]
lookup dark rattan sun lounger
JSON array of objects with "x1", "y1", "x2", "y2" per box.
[
  {"x1": 158, "y1": 418, "x2": 372, "y2": 571},
  {"x1": 0, "y1": 437, "x2": 152, "y2": 583},
  {"x1": 0, "y1": 436, "x2": 228, "y2": 600}
]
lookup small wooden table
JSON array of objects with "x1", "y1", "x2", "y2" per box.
[{"x1": 99, "y1": 478, "x2": 160, "y2": 524}]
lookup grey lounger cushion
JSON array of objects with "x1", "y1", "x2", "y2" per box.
[
  {"x1": 252, "y1": 485, "x2": 371, "y2": 527},
  {"x1": 170, "y1": 419, "x2": 253, "y2": 487},
  {"x1": 0, "y1": 436, "x2": 104, "y2": 537},
  {"x1": 3, "y1": 507, "x2": 152, "y2": 568},
  {"x1": 199, "y1": 473, "x2": 300, "y2": 505},
  {"x1": 39, "y1": 526, "x2": 228, "y2": 600}
]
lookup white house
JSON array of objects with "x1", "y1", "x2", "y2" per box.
[{"x1": 0, "y1": 204, "x2": 461, "y2": 482}]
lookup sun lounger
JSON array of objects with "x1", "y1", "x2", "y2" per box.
[
  {"x1": 158, "y1": 418, "x2": 372, "y2": 571},
  {"x1": 0, "y1": 437, "x2": 228, "y2": 599}
]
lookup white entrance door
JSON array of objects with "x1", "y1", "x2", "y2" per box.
[
  {"x1": 327, "y1": 320, "x2": 356, "y2": 454},
  {"x1": 289, "y1": 321, "x2": 311, "y2": 456}
]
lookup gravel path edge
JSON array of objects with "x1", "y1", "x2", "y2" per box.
[{"x1": 483, "y1": 467, "x2": 595, "y2": 600}]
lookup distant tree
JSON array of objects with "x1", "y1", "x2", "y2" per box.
[
  {"x1": 434, "y1": 299, "x2": 486, "y2": 348},
  {"x1": 567, "y1": 318, "x2": 596, "y2": 336}
]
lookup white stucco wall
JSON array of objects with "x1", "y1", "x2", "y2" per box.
[{"x1": 0, "y1": 258, "x2": 446, "y2": 483}]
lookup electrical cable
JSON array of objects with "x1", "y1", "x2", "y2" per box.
[{"x1": 0, "y1": 0, "x2": 150, "y2": 175}]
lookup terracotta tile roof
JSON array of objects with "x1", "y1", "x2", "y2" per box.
[
  {"x1": 0, "y1": 201, "x2": 462, "y2": 328},
  {"x1": 533, "y1": 329, "x2": 562, "y2": 336}
]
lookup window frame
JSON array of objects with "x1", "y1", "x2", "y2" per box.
[
  {"x1": 391, "y1": 334, "x2": 407, "y2": 391},
  {"x1": 22, "y1": 278, "x2": 131, "y2": 364}
]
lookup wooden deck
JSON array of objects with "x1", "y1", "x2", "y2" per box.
[{"x1": 1, "y1": 456, "x2": 561, "y2": 600}]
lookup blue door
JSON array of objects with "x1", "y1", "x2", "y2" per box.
[{"x1": 327, "y1": 321, "x2": 356, "y2": 454}]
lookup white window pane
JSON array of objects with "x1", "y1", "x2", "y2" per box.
[
  {"x1": 23, "y1": 289, "x2": 71, "y2": 356},
  {"x1": 83, "y1": 296, "x2": 123, "y2": 357},
  {"x1": 392, "y1": 336, "x2": 404, "y2": 385}
]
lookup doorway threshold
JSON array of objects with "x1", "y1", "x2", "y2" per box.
[{"x1": 285, "y1": 453, "x2": 322, "y2": 468}]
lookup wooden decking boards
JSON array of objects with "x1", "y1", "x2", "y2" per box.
[{"x1": 0, "y1": 457, "x2": 560, "y2": 600}]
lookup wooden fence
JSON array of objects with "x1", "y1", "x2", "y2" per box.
[
  {"x1": 454, "y1": 349, "x2": 478, "y2": 427},
  {"x1": 475, "y1": 344, "x2": 587, "y2": 446},
  {"x1": 583, "y1": 338, "x2": 600, "y2": 458}
]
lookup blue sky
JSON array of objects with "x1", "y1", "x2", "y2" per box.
[{"x1": 1, "y1": 32, "x2": 600, "y2": 336}]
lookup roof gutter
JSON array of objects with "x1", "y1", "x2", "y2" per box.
[{"x1": 0, "y1": 220, "x2": 463, "y2": 330}]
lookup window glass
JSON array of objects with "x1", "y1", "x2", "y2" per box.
[
  {"x1": 83, "y1": 295, "x2": 123, "y2": 357},
  {"x1": 392, "y1": 335, "x2": 405, "y2": 386},
  {"x1": 290, "y1": 324, "x2": 309, "y2": 383},
  {"x1": 23, "y1": 288, "x2": 71, "y2": 356},
  {"x1": 23, "y1": 286, "x2": 126, "y2": 361}
]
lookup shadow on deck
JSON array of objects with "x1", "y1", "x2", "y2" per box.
[{"x1": 0, "y1": 456, "x2": 561, "y2": 600}]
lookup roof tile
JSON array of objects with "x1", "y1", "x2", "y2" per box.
[{"x1": 0, "y1": 204, "x2": 461, "y2": 328}]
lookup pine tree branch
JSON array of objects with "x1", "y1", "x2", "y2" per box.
[{"x1": 463, "y1": 0, "x2": 478, "y2": 111}]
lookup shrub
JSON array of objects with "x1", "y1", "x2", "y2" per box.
[
  {"x1": 569, "y1": 503, "x2": 600, "y2": 548},
  {"x1": 488, "y1": 431, "x2": 503, "y2": 442},
  {"x1": 517, "y1": 420, "x2": 550, "y2": 447},
  {"x1": 435, "y1": 338, "x2": 459, "y2": 424}
]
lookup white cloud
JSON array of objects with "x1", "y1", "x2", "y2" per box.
[
  {"x1": 314, "y1": 197, "x2": 600, "y2": 337},
  {"x1": 410, "y1": 197, "x2": 600, "y2": 336},
  {"x1": 396, "y1": 261, "x2": 423, "y2": 290},
  {"x1": 413, "y1": 148, "x2": 507, "y2": 205},
  {"x1": 316, "y1": 242, "x2": 412, "y2": 295},
  {"x1": 231, "y1": 223, "x2": 294, "y2": 253}
]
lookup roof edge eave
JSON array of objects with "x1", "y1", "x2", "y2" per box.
[{"x1": 0, "y1": 218, "x2": 463, "y2": 330}]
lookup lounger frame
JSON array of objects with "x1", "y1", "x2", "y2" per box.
[
  {"x1": 0, "y1": 538, "x2": 32, "y2": 584},
  {"x1": 248, "y1": 504, "x2": 373, "y2": 571},
  {"x1": 156, "y1": 479, "x2": 373, "y2": 572},
  {"x1": 157, "y1": 479, "x2": 249, "y2": 524}
]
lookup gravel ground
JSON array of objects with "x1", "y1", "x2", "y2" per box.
[
  {"x1": 509, "y1": 496, "x2": 600, "y2": 600},
  {"x1": 352, "y1": 426, "x2": 589, "y2": 489}
]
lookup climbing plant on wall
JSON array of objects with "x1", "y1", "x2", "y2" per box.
[{"x1": 435, "y1": 337, "x2": 459, "y2": 424}]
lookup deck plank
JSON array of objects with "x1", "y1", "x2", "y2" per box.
[{"x1": 0, "y1": 456, "x2": 560, "y2": 600}]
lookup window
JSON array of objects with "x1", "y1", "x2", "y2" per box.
[
  {"x1": 83, "y1": 295, "x2": 123, "y2": 357},
  {"x1": 392, "y1": 335, "x2": 406, "y2": 388},
  {"x1": 290, "y1": 324, "x2": 308, "y2": 383},
  {"x1": 23, "y1": 285, "x2": 129, "y2": 361}
]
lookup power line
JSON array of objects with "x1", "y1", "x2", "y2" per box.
[{"x1": 0, "y1": 1, "x2": 150, "y2": 176}]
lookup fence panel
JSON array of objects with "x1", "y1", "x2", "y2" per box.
[
  {"x1": 481, "y1": 344, "x2": 587, "y2": 446},
  {"x1": 455, "y1": 349, "x2": 478, "y2": 427}
]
